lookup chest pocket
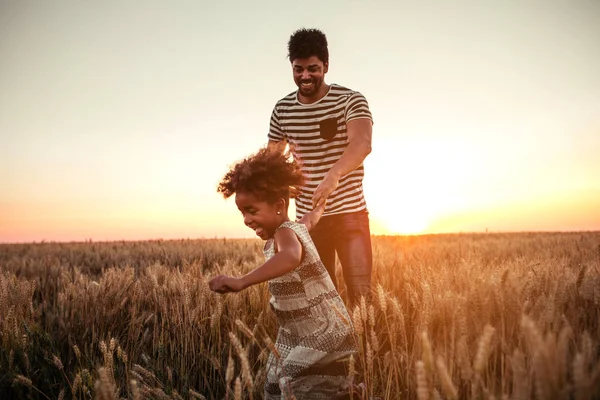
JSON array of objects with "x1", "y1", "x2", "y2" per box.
[{"x1": 319, "y1": 117, "x2": 338, "y2": 141}]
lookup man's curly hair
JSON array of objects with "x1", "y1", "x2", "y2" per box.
[
  {"x1": 217, "y1": 144, "x2": 304, "y2": 207},
  {"x1": 287, "y1": 28, "x2": 329, "y2": 64}
]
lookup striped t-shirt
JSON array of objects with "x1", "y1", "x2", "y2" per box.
[{"x1": 268, "y1": 83, "x2": 373, "y2": 219}]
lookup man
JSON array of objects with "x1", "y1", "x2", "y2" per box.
[{"x1": 267, "y1": 28, "x2": 373, "y2": 306}]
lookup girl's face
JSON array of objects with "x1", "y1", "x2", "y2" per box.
[{"x1": 235, "y1": 191, "x2": 286, "y2": 240}]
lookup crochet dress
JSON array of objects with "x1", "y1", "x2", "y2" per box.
[{"x1": 263, "y1": 221, "x2": 357, "y2": 400}]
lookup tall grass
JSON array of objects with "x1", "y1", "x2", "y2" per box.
[{"x1": 1, "y1": 232, "x2": 599, "y2": 399}]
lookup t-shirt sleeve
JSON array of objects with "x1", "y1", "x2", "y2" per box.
[
  {"x1": 268, "y1": 106, "x2": 285, "y2": 142},
  {"x1": 345, "y1": 92, "x2": 373, "y2": 124}
]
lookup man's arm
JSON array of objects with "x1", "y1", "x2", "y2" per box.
[
  {"x1": 312, "y1": 117, "x2": 372, "y2": 208},
  {"x1": 268, "y1": 105, "x2": 286, "y2": 152}
]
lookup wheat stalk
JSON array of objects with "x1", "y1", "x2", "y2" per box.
[
  {"x1": 416, "y1": 360, "x2": 429, "y2": 400},
  {"x1": 473, "y1": 324, "x2": 496, "y2": 374},
  {"x1": 436, "y1": 356, "x2": 458, "y2": 400}
]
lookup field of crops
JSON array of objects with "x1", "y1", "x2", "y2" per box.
[{"x1": 1, "y1": 231, "x2": 599, "y2": 399}]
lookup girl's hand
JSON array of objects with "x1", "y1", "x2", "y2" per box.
[{"x1": 208, "y1": 275, "x2": 245, "y2": 293}]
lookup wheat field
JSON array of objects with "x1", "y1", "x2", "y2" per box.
[{"x1": 1, "y1": 232, "x2": 599, "y2": 399}]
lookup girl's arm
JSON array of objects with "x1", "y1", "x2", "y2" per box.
[
  {"x1": 298, "y1": 201, "x2": 325, "y2": 231},
  {"x1": 239, "y1": 227, "x2": 302, "y2": 288},
  {"x1": 208, "y1": 227, "x2": 302, "y2": 293}
]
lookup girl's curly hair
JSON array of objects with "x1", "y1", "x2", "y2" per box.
[
  {"x1": 217, "y1": 144, "x2": 304, "y2": 206},
  {"x1": 288, "y1": 28, "x2": 329, "y2": 64}
]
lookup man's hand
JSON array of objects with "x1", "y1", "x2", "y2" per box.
[
  {"x1": 208, "y1": 275, "x2": 245, "y2": 294},
  {"x1": 312, "y1": 171, "x2": 340, "y2": 209}
]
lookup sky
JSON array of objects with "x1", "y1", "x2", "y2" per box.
[{"x1": 1, "y1": 0, "x2": 599, "y2": 243}]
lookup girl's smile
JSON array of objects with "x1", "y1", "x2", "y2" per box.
[{"x1": 234, "y1": 191, "x2": 287, "y2": 240}]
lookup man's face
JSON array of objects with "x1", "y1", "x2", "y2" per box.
[{"x1": 292, "y1": 56, "x2": 328, "y2": 101}]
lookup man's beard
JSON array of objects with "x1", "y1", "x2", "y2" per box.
[{"x1": 298, "y1": 78, "x2": 320, "y2": 96}]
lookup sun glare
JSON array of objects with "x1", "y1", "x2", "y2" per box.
[
  {"x1": 384, "y1": 211, "x2": 431, "y2": 235},
  {"x1": 364, "y1": 137, "x2": 480, "y2": 235}
]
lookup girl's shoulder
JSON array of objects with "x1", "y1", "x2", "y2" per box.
[
  {"x1": 276, "y1": 220, "x2": 304, "y2": 231},
  {"x1": 275, "y1": 221, "x2": 311, "y2": 241},
  {"x1": 275, "y1": 221, "x2": 320, "y2": 261},
  {"x1": 264, "y1": 222, "x2": 305, "y2": 256}
]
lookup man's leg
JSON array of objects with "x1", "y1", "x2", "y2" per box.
[
  {"x1": 335, "y1": 211, "x2": 373, "y2": 307},
  {"x1": 309, "y1": 216, "x2": 338, "y2": 288}
]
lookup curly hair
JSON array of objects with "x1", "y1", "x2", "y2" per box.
[
  {"x1": 217, "y1": 144, "x2": 304, "y2": 207},
  {"x1": 287, "y1": 28, "x2": 329, "y2": 64}
]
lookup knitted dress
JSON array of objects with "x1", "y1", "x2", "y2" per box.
[{"x1": 263, "y1": 221, "x2": 357, "y2": 400}]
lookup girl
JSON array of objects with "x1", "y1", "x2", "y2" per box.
[{"x1": 208, "y1": 146, "x2": 357, "y2": 399}]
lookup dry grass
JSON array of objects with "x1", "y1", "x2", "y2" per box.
[{"x1": 1, "y1": 232, "x2": 599, "y2": 399}]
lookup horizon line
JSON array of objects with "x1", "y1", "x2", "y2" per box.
[{"x1": 1, "y1": 228, "x2": 599, "y2": 245}]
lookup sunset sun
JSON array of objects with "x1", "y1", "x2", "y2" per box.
[
  {"x1": 384, "y1": 210, "x2": 431, "y2": 235},
  {"x1": 364, "y1": 137, "x2": 480, "y2": 236}
]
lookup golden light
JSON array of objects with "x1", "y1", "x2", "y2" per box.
[
  {"x1": 365, "y1": 137, "x2": 480, "y2": 235},
  {"x1": 383, "y1": 209, "x2": 431, "y2": 235},
  {"x1": 367, "y1": 185, "x2": 438, "y2": 235}
]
